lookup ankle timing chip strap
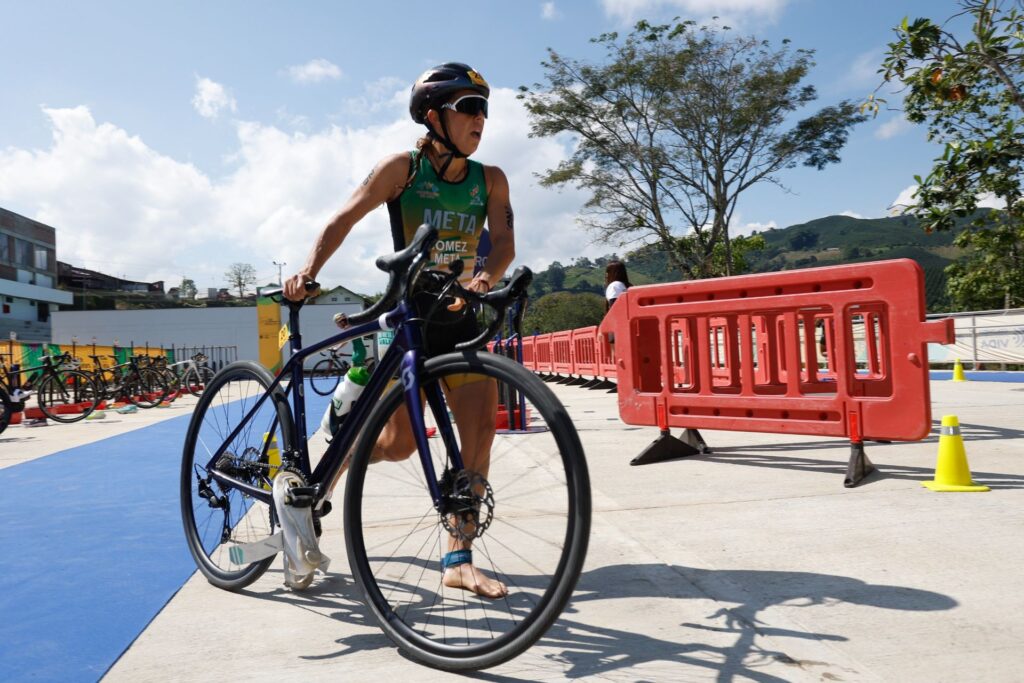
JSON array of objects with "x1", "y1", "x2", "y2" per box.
[{"x1": 441, "y1": 549, "x2": 472, "y2": 570}]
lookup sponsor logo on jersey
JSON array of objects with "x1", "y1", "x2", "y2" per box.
[
  {"x1": 469, "y1": 184, "x2": 484, "y2": 206},
  {"x1": 416, "y1": 181, "x2": 440, "y2": 199}
]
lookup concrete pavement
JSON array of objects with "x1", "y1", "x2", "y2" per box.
[{"x1": 6, "y1": 379, "x2": 1022, "y2": 681}]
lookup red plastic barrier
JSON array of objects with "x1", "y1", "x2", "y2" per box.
[
  {"x1": 599, "y1": 259, "x2": 953, "y2": 442},
  {"x1": 520, "y1": 336, "x2": 537, "y2": 371},
  {"x1": 551, "y1": 331, "x2": 573, "y2": 375},
  {"x1": 571, "y1": 327, "x2": 599, "y2": 378},
  {"x1": 534, "y1": 334, "x2": 553, "y2": 373}
]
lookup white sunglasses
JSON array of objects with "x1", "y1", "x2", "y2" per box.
[{"x1": 441, "y1": 95, "x2": 489, "y2": 118}]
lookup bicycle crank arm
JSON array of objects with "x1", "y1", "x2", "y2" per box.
[{"x1": 228, "y1": 532, "x2": 284, "y2": 565}]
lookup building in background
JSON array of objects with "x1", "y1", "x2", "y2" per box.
[{"x1": 0, "y1": 207, "x2": 73, "y2": 342}]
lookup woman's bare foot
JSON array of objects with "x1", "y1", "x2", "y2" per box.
[{"x1": 442, "y1": 563, "x2": 508, "y2": 598}]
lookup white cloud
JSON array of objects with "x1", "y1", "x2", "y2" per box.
[
  {"x1": 340, "y1": 76, "x2": 407, "y2": 119},
  {"x1": 541, "y1": 2, "x2": 560, "y2": 19},
  {"x1": 977, "y1": 193, "x2": 1007, "y2": 210},
  {"x1": 890, "y1": 186, "x2": 1007, "y2": 216},
  {"x1": 192, "y1": 77, "x2": 237, "y2": 119},
  {"x1": 874, "y1": 116, "x2": 912, "y2": 140},
  {"x1": 890, "y1": 184, "x2": 918, "y2": 214},
  {"x1": 601, "y1": 0, "x2": 787, "y2": 23},
  {"x1": 839, "y1": 210, "x2": 865, "y2": 219},
  {"x1": 287, "y1": 58, "x2": 342, "y2": 84},
  {"x1": 0, "y1": 91, "x2": 591, "y2": 294}
]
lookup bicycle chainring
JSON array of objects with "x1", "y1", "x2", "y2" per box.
[{"x1": 439, "y1": 469, "x2": 494, "y2": 542}]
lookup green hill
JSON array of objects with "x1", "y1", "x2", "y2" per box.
[{"x1": 527, "y1": 213, "x2": 980, "y2": 313}]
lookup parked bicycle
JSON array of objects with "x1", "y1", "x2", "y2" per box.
[
  {"x1": 0, "y1": 352, "x2": 99, "y2": 423},
  {"x1": 169, "y1": 352, "x2": 214, "y2": 397},
  {"x1": 86, "y1": 354, "x2": 169, "y2": 408},
  {"x1": 180, "y1": 225, "x2": 591, "y2": 671},
  {"x1": 309, "y1": 345, "x2": 352, "y2": 396}
]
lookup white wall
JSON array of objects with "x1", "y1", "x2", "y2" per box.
[{"x1": 51, "y1": 302, "x2": 374, "y2": 369}]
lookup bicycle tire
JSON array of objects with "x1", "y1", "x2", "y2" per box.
[
  {"x1": 126, "y1": 368, "x2": 168, "y2": 408},
  {"x1": 343, "y1": 351, "x2": 590, "y2": 671},
  {"x1": 159, "y1": 367, "x2": 182, "y2": 400},
  {"x1": 181, "y1": 360, "x2": 295, "y2": 591},
  {"x1": 310, "y1": 358, "x2": 340, "y2": 396},
  {"x1": 37, "y1": 371, "x2": 99, "y2": 423},
  {"x1": 184, "y1": 365, "x2": 215, "y2": 397},
  {"x1": 0, "y1": 388, "x2": 11, "y2": 435}
]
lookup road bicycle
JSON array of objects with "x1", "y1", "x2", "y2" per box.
[
  {"x1": 0, "y1": 352, "x2": 99, "y2": 423},
  {"x1": 309, "y1": 345, "x2": 352, "y2": 396},
  {"x1": 86, "y1": 354, "x2": 169, "y2": 408},
  {"x1": 168, "y1": 352, "x2": 215, "y2": 395},
  {"x1": 180, "y1": 225, "x2": 591, "y2": 671}
]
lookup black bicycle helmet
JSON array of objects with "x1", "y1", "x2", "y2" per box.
[{"x1": 409, "y1": 62, "x2": 490, "y2": 124}]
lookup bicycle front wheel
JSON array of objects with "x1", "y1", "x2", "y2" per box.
[
  {"x1": 344, "y1": 351, "x2": 590, "y2": 671},
  {"x1": 181, "y1": 360, "x2": 295, "y2": 591},
  {"x1": 310, "y1": 358, "x2": 340, "y2": 396},
  {"x1": 37, "y1": 371, "x2": 99, "y2": 423}
]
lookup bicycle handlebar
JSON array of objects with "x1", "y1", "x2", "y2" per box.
[
  {"x1": 341, "y1": 223, "x2": 531, "y2": 351},
  {"x1": 346, "y1": 223, "x2": 436, "y2": 327}
]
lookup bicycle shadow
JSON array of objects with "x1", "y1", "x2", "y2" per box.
[
  {"x1": 242, "y1": 560, "x2": 955, "y2": 681},
  {"x1": 470, "y1": 562, "x2": 955, "y2": 682},
  {"x1": 238, "y1": 570, "x2": 395, "y2": 658}
]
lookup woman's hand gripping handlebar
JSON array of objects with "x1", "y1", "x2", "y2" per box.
[{"x1": 450, "y1": 266, "x2": 532, "y2": 350}]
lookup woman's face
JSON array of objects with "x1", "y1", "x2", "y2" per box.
[{"x1": 430, "y1": 88, "x2": 486, "y2": 156}]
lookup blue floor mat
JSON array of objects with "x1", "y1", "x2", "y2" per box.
[{"x1": 0, "y1": 384, "x2": 329, "y2": 682}]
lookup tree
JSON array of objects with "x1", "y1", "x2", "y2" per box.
[
  {"x1": 522, "y1": 291, "x2": 606, "y2": 334},
  {"x1": 179, "y1": 277, "x2": 197, "y2": 300},
  {"x1": 224, "y1": 263, "x2": 257, "y2": 298},
  {"x1": 878, "y1": 0, "x2": 1024, "y2": 309},
  {"x1": 548, "y1": 261, "x2": 566, "y2": 290},
  {"x1": 520, "y1": 20, "x2": 866, "y2": 279}
]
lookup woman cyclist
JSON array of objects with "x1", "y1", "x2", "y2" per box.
[{"x1": 284, "y1": 63, "x2": 514, "y2": 598}]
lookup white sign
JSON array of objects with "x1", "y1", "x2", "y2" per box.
[{"x1": 377, "y1": 330, "x2": 395, "y2": 360}]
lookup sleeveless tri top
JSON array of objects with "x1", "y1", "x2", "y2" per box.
[{"x1": 387, "y1": 151, "x2": 488, "y2": 285}]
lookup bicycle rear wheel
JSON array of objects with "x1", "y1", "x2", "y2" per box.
[
  {"x1": 181, "y1": 360, "x2": 295, "y2": 590},
  {"x1": 344, "y1": 352, "x2": 590, "y2": 671},
  {"x1": 37, "y1": 371, "x2": 99, "y2": 423},
  {"x1": 310, "y1": 358, "x2": 340, "y2": 396},
  {"x1": 184, "y1": 365, "x2": 215, "y2": 397},
  {"x1": 126, "y1": 368, "x2": 168, "y2": 408}
]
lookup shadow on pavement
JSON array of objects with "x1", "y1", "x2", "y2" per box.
[
  {"x1": 240, "y1": 561, "x2": 956, "y2": 682},
  {"x1": 645, "y1": 420, "x2": 1024, "y2": 489}
]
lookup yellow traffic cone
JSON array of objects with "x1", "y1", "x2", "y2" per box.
[
  {"x1": 952, "y1": 358, "x2": 967, "y2": 382},
  {"x1": 922, "y1": 415, "x2": 989, "y2": 492}
]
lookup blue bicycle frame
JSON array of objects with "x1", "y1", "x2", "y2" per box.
[{"x1": 204, "y1": 297, "x2": 465, "y2": 509}]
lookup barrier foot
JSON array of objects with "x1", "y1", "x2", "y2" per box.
[
  {"x1": 606, "y1": 384, "x2": 618, "y2": 394},
  {"x1": 565, "y1": 376, "x2": 589, "y2": 386},
  {"x1": 843, "y1": 442, "x2": 876, "y2": 488},
  {"x1": 680, "y1": 428, "x2": 711, "y2": 455},
  {"x1": 631, "y1": 429, "x2": 703, "y2": 466}
]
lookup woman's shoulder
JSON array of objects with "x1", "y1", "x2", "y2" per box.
[
  {"x1": 481, "y1": 163, "x2": 508, "y2": 194},
  {"x1": 606, "y1": 281, "x2": 628, "y2": 299}
]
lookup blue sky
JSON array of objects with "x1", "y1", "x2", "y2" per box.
[{"x1": 0, "y1": 0, "x2": 957, "y2": 292}]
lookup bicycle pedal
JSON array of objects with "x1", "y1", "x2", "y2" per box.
[{"x1": 286, "y1": 486, "x2": 316, "y2": 507}]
